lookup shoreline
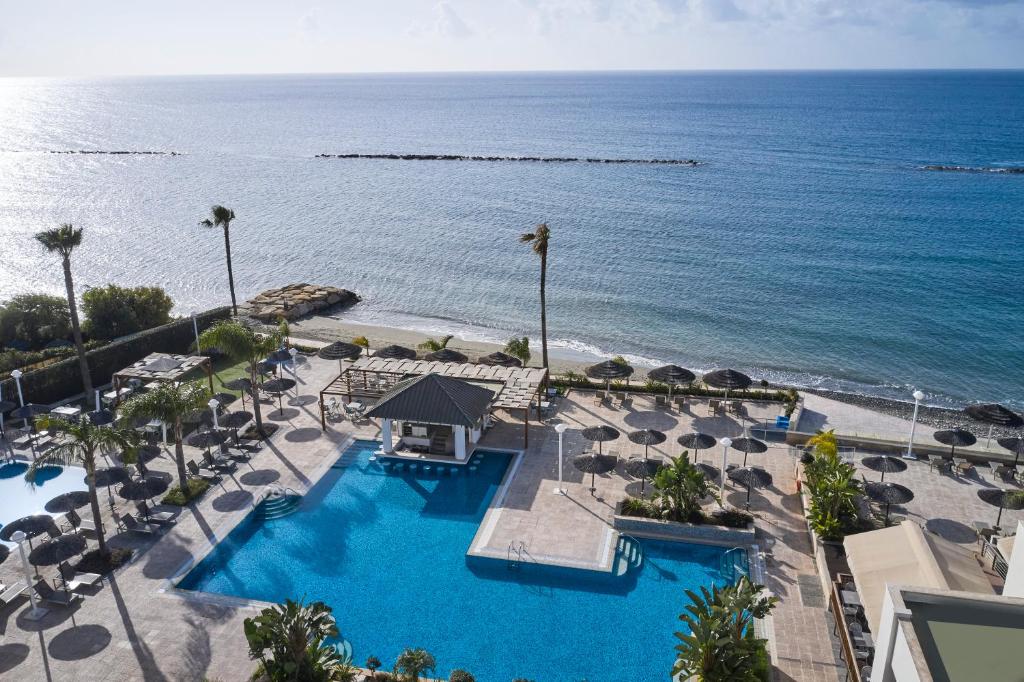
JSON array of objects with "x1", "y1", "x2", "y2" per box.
[{"x1": 263, "y1": 312, "x2": 1018, "y2": 436}]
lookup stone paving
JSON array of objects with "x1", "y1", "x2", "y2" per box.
[{"x1": 1, "y1": 351, "x2": 1012, "y2": 682}]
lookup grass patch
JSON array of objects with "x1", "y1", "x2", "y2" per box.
[
  {"x1": 76, "y1": 547, "x2": 133, "y2": 575},
  {"x1": 162, "y1": 478, "x2": 212, "y2": 506}
]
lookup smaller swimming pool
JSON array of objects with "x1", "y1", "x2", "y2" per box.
[{"x1": 0, "y1": 460, "x2": 87, "y2": 547}]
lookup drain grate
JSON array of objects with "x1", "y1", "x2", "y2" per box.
[{"x1": 797, "y1": 574, "x2": 825, "y2": 608}]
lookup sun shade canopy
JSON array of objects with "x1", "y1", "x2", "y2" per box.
[{"x1": 366, "y1": 373, "x2": 495, "y2": 428}]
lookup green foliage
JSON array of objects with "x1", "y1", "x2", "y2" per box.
[
  {"x1": 365, "y1": 656, "x2": 382, "y2": 676},
  {"x1": 82, "y1": 284, "x2": 173, "y2": 340},
  {"x1": 199, "y1": 320, "x2": 281, "y2": 435},
  {"x1": 244, "y1": 599, "x2": 351, "y2": 682},
  {"x1": 418, "y1": 335, "x2": 453, "y2": 351},
  {"x1": 448, "y1": 670, "x2": 475, "y2": 682},
  {"x1": 709, "y1": 508, "x2": 755, "y2": 528},
  {"x1": 162, "y1": 478, "x2": 212, "y2": 505},
  {"x1": 352, "y1": 336, "x2": 369, "y2": 349},
  {"x1": 644, "y1": 378, "x2": 668, "y2": 393},
  {"x1": 802, "y1": 430, "x2": 860, "y2": 540},
  {"x1": 0, "y1": 293, "x2": 71, "y2": 349},
  {"x1": 610, "y1": 355, "x2": 629, "y2": 366},
  {"x1": 673, "y1": 576, "x2": 778, "y2": 682},
  {"x1": 393, "y1": 648, "x2": 436, "y2": 682},
  {"x1": 0, "y1": 340, "x2": 105, "y2": 377},
  {"x1": 652, "y1": 453, "x2": 715, "y2": 522},
  {"x1": 620, "y1": 496, "x2": 658, "y2": 518},
  {"x1": 504, "y1": 336, "x2": 531, "y2": 366}
]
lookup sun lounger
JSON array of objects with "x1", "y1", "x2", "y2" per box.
[
  {"x1": 953, "y1": 457, "x2": 974, "y2": 475},
  {"x1": 121, "y1": 512, "x2": 162, "y2": 535},
  {"x1": 655, "y1": 395, "x2": 668, "y2": 409},
  {"x1": 58, "y1": 561, "x2": 102, "y2": 592},
  {"x1": 929, "y1": 457, "x2": 953, "y2": 475},
  {"x1": 728, "y1": 400, "x2": 742, "y2": 414},
  {"x1": 63, "y1": 508, "x2": 98, "y2": 534},
  {"x1": 708, "y1": 399, "x2": 722, "y2": 415},
  {"x1": 188, "y1": 459, "x2": 221, "y2": 483},
  {"x1": 203, "y1": 451, "x2": 237, "y2": 472},
  {"x1": 135, "y1": 500, "x2": 176, "y2": 525},
  {"x1": 33, "y1": 580, "x2": 82, "y2": 607},
  {"x1": 0, "y1": 581, "x2": 29, "y2": 606},
  {"x1": 593, "y1": 393, "x2": 606, "y2": 406}
]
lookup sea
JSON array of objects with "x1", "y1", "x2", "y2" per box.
[{"x1": 0, "y1": 71, "x2": 1021, "y2": 408}]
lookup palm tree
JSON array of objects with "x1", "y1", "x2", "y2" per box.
[
  {"x1": 417, "y1": 334, "x2": 453, "y2": 352},
  {"x1": 393, "y1": 648, "x2": 436, "y2": 682},
  {"x1": 35, "y1": 224, "x2": 93, "y2": 396},
  {"x1": 119, "y1": 381, "x2": 210, "y2": 496},
  {"x1": 652, "y1": 453, "x2": 715, "y2": 521},
  {"x1": 244, "y1": 599, "x2": 354, "y2": 681},
  {"x1": 26, "y1": 416, "x2": 137, "y2": 558},
  {"x1": 200, "y1": 205, "x2": 239, "y2": 315},
  {"x1": 199, "y1": 320, "x2": 281, "y2": 437},
  {"x1": 519, "y1": 223, "x2": 550, "y2": 376},
  {"x1": 504, "y1": 336, "x2": 531, "y2": 366}
]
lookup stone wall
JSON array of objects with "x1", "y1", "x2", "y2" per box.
[
  {"x1": 242, "y1": 284, "x2": 359, "y2": 322},
  {"x1": 613, "y1": 514, "x2": 755, "y2": 544}
]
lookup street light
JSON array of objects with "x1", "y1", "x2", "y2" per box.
[
  {"x1": 719, "y1": 437, "x2": 732, "y2": 506},
  {"x1": 208, "y1": 398, "x2": 220, "y2": 430},
  {"x1": 905, "y1": 390, "x2": 925, "y2": 460},
  {"x1": 12, "y1": 530, "x2": 48, "y2": 621},
  {"x1": 11, "y1": 368, "x2": 26, "y2": 428},
  {"x1": 553, "y1": 423, "x2": 568, "y2": 495},
  {"x1": 191, "y1": 312, "x2": 201, "y2": 353}
]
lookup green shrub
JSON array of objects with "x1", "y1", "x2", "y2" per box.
[
  {"x1": 449, "y1": 670, "x2": 475, "y2": 682},
  {"x1": 83, "y1": 284, "x2": 174, "y2": 340},
  {"x1": 162, "y1": 478, "x2": 211, "y2": 505},
  {"x1": 620, "y1": 497, "x2": 657, "y2": 518},
  {"x1": 0, "y1": 339, "x2": 104, "y2": 377},
  {"x1": 0, "y1": 293, "x2": 71, "y2": 349},
  {"x1": 803, "y1": 431, "x2": 860, "y2": 540},
  {"x1": 710, "y1": 508, "x2": 754, "y2": 528}
]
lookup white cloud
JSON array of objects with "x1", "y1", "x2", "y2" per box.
[{"x1": 433, "y1": 2, "x2": 474, "y2": 38}]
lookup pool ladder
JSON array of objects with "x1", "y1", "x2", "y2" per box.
[
  {"x1": 507, "y1": 540, "x2": 530, "y2": 570},
  {"x1": 720, "y1": 547, "x2": 749, "y2": 583}
]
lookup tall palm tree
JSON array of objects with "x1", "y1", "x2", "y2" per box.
[
  {"x1": 35, "y1": 224, "x2": 93, "y2": 396},
  {"x1": 27, "y1": 416, "x2": 137, "y2": 558},
  {"x1": 199, "y1": 320, "x2": 281, "y2": 437},
  {"x1": 200, "y1": 205, "x2": 239, "y2": 315},
  {"x1": 519, "y1": 223, "x2": 550, "y2": 375},
  {"x1": 394, "y1": 648, "x2": 437, "y2": 682},
  {"x1": 119, "y1": 381, "x2": 210, "y2": 495},
  {"x1": 244, "y1": 599, "x2": 354, "y2": 681}
]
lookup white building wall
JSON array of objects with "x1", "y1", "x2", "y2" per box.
[{"x1": 1002, "y1": 521, "x2": 1024, "y2": 598}]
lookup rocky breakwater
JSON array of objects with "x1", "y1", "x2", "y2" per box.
[{"x1": 244, "y1": 284, "x2": 360, "y2": 322}]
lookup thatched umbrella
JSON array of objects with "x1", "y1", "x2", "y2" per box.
[
  {"x1": 319, "y1": 341, "x2": 363, "y2": 361},
  {"x1": 187, "y1": 429, "x2": 229, "y2": 458},
  {"x1": 862, "y1": 455, "x2": 908, "y2": 482},
  {"x1": 586, "y1": 360, "x2": 634, "y2": 398},
  {"x1": 119, "y1": 475, "x2": 170, "y2": 502},
  {"x1": 965, "y1": 403, "x2": 1023, "y2": 448},
  {"x1": 627, "y1": 429, "x2": 667, "y2": 460},
  {"x1": 998, "y1": 436, "x2": 1024, "y2": 467},
  {"x1": 624, "y1": 457, "x2": 662, "y2": 494},
  {"x1": 977, "y1": 488, "x2": 1024, "y2": 529},
  {"x1": 85, "y1": 408, "x2": 115, "y2": 426},
  {"x1": 220, "y1": 410, "x2": 254, "y2": 442},
  {"x1": 677, "y1": 432, "x2": 717, "y2": 454},
  {"x1": 44, "y1": 491, "x2": 91, "y2": 514},
  {"x1": 425, "y1": 348, "x2": 469, "y2": 363},
  {"x1": 29, "y1": 533, "x2": 86, "y2": 568},
  {"x1": 263, "y1": 377, "x2": 297, "y2": 416},
  {"x1": 224, "y1": 378, "x2": 254, "y2": 407},
  {"x1": 703, "y1": 368, "x2": 752, "y2": 404},
  {"x1": 0, "y1": 515, "x2": 58, "y2": 548},
  {"x1": 727, "y1": 466, "x2": 773, "y2": 508},
  {"x1": 729, "y1": 436, "x2": 768, "y2": 466},
  {"x1": 91, "y1": 466, "x2": 131, "y2": 489},
  {"x1": 573, "y1": 452, "x2": 617, "y2": 495},
  {"x1": 695, "y1": 462, "x2": 720, "y2": 481},
  {"x1": 933, "y1": 428, "x2": 976, "y2": 459},
  {"x1": 864, "y1": 481, "x2": 914, "y2": 525},
  {"x1": 581, "y1": 425, "x2": 620, "y2": 456},
  {"x1": 211, "y1": 392, "x2": 238, "y2": 408},
  {"x1": 477, "y1": 352, "x2": 521, "y2": 368},
  {"x1": 647, "y1": 365, "x2": 695, "y2": 404},
  {"x1": 375, "y1": 345, "x2": 417, "y2": 360}
]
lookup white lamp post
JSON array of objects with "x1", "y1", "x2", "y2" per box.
[
  {"x1": 12, "y1": 530, "x2": 48, "y2": 620},
  {"x1": 11, "y1": 368, "x2": 26, "y2": 428},
  {"x1": 905, "y1": 390, "x2": 925, "y2": 460},
  {"x1": 94, "y1": 389, "x2": 102, "y2": 412},
  {"x1": 191, "y1": 312, "x2": 201, "y2": 353},
  {"x1": 0, "y1": 384, "x2": 5, "y2": 437},
  {"x1": 719, "y1": 437, "x2": 732, "y2": 506},
  {"x1": 208, "y1": 398, "x2": 220, "y2": 430},
  {"x1": 554, "y1": 423, "x2": 568, "y2": 495}
]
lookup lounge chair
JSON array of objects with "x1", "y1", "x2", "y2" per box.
[
  {"x1": 135, "y1": 500, "x2": 176, "y2": 525},
  {"x1": 235, "y1": 441, "x2": 263, "y2": 453},
  {"x1": 953, "y1": 457, "x2": 974, "y2": 475},
  {"x1": 325, "y1": 398, "x2": 344, "y2": 421},
  {"x1": 33, "y1": 580, "x2": 82, "y2": 607},
  {"x1": 0, "y1": 581, "x2": 29, "y2": 607},
  {"x1": 593, "y1": 393, "x2": 606, "y2": 406},
  {"x1": 708, "y1": 399, "x2": 722, "y2": 415},
  {"x1": 188, "y1": 459, "x2": 222, "y2": 483},
  {"x1": 203, "y1": 451, "x2": 237, "y2": 472},
  {"x1": 121, "y1": 512, "x2": 161, "y2": 535},
  {"x1": 63, "y1": 508, "x2": 98, "y2": 535},
  {"x1": 654, "y1": 395, "x2": 668, "y2": 409},
  {"x1": 58, "y1": 561, "x2": 102, "y2": 592}
]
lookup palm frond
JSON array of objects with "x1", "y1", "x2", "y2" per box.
[{"x1": 34, "y1": 223, "x2": 83, "y2": 258}]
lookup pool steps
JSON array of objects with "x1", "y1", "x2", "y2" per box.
[
  {"x1": 252, "y1": 484, "x2": 303, "y2": 520},
  {"x1": 613, "y1": 534, "x2": 644, "y2": 577},
  {"x1": 720, "y1": 547, "x2": 750, "y2": 582}
]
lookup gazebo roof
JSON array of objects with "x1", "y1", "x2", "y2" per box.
[
  {"x1": 366, "y1": 373, "x2": 495, "y2": 428},
  {"x1": 113, "y1": 353, "x2": 210, "y2": 383}
]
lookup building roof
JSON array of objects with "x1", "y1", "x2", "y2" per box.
[
  {"x1": 365, "y1": 373, "x2": 495, "y2": 428},
  {"x1": 844, "y1": 521, "x2": 993, "y2": 633}
]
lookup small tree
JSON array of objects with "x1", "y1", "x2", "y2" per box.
[
  {"x1": 802, "y1": 430, "x2": 859, "y2": 539},
  {"x1": 448, "y1": 670, "x2": 475, "y2": 682},
  {"x1": 0, "y1": 293, "x2": 71, "y2": 349},
  {"x1": 82, "y1": 284, "x2": 174, "y2": 339},
  {"x1": 418, "y1": 334, "x2": 453, "y2": 352},
  {"x1": 365, "y1": 656, "x2": 382, "y2": 679},
  {"x1": 652, "y1": 453, "x2": 715, "y2": 522},
  {"x1": 199, "y1": 320, "x2": 281, "y2": 437},
  {"x1": 393, "y1": 648, "x2": 436, "y2": 682},
  {"x1": 244, "y1": 599, "x2": 353, "y2": 682},
  {"x1": 504, "y1": 336, "x2": 530, "y2": 366},
  {"x1": 352, "y1": 336, "x2": 369, "y2": 351}
]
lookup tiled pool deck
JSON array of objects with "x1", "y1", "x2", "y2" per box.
[{"x1": 1, "y1": 351, "x2": 1019, "y2": 680}]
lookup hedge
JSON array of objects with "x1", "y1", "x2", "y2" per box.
[{"x1": 0, "y1": 307, "x2": 232, "y2": 405}]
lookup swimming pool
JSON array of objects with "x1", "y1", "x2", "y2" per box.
[
  {"x1": 0, "y1": 460, "x2": 87, "y2": 547},
  {"x1": 180, "y1": 440, "x2": 739, "y2": 681}
]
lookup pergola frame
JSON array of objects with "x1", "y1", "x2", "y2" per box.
[
  {"x1": 318, "y1": 358, "x2": 548, "y2": 446},
  {"x1": 112, "y1": 353, "x2": 214, "y2": 403}
]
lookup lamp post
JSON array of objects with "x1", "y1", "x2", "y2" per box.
[
  {"x1": 191, "y1": 312, "x2": 201, "y2": 353},
  {"x1": 719, "y1": 437, "x2": 732, "y2": 506},
  {"x1": 11, "y1": 368, "x2": 25, "y2": 428},
  {"x1": 905, "y1": 390, "x2": 925, "y2": 460},
  {"x1": 208, "y1": 398, "x2": 220, "y2": 430},
  {"x1": 553, "y1": 423, "x2": 568, "y2": 495},
  {"x1": 12, "y1": 530, "x2": 48, "y2": 620}
]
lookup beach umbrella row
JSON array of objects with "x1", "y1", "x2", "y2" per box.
[
  {"x1": 585, "y1": 360, "x2": 634, "y2": 398},
  {"x1": 647, "y1": 364, "x2": 695, "y2": 403}
]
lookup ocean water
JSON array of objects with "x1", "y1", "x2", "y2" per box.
[
  {"x1": 0, "y1": 71, "x2": 1021, "y2": 407},
  {"x1": 179, "y1": 441, "x2": 732, "y2": 681}
]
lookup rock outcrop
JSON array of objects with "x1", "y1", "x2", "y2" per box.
[{"x1": 244, "y1": 284, "x2": 359, "y2": 322}]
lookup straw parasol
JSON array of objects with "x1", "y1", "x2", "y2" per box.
[
  {"x1": 647, "y1": 365, "x2": 695, "y2": 403},
  {"x1": 91, "y1": 466, "x2": 131, "y2": 489},
  {"x1": 627, "y1": 429, "x2": 667, "y2": 458},
  {"x1": 586, "y1": 360, "x2": 634, "y2": 398},
  {"x1": 85, "y1": 408, "x2": 115, "y2": 426},
  {"x1": 119, "y1": 475, "x2": 170, "y2": 501},
  {"x1": 188, "y1": 429, "x2": 229, "y2": 450},
  {"x1": 319, "y1": 341, "x2": 363, "y2": 361},
  {"x1": 624, "y1": 457, "x2": 662, "y2": 495},
  {"x1": 375, "y1": 345, "x2": 417, "y2": 360},
  {"x1": 425, "y1": 348, "x2": 469, "y2": 363},
  {"x1": 729, "y1": 436, "x2": 768, "y2": 466},
  {"x1": 573, "y1": 452, "x2": 618, "y2": 495},
  {"x1": 0, "y1": 515, "x2": 58, "y2": 547},
  {"x1": 864, "y1": 481, "x2": 914, "y2": 525},
  {"x1": 677, "y1": 432, "x2": 717, "y2": 453},
  {"x1": 977, "y1": 488, "x2": 1024, "y2": 529},
  {"x1": 727, "y1": 466, "x2": 773, "y2": 508},
  {"x1": 998, "y1": 436, "x2": 1024, "y2": 467},
  {"x1": 965, "y1": 403, "x2": 1023, "y2": 449},
  {"x1": 211, "y1": 392, "x2": 238, "y2": 407},
  {"x1": 862, "y1": 455, "x2": 908, "y2": 482},
  {"x1": 580, "y1": 425, "x2": 620, "y2": 455},
  {"x1": 44, "y1": 491, "x2": 91, "y2": 514},
  {"x1": 703, "y1": 369, "x2": 752, "y2": 403},
  {"x1": 28, "y1": 533, "x2": 86, "y2": 568},
  {"x1": 220, "y1": 410, "x2": 254, "y2": 441},
  {"x1": 224, "y1": 377, "x2": 254, "y2": 407},
  {"x1": 695, "y1": 462, "x2": 720, "y2": 481},
  {"x1": 477, "y1": 352, "x2": 521, "y2": 368},
  {"x1": 263, "y1": 377, "x2": 297, "y2": 416},
  {"x1": 933, "y1": 428, "x2": 976, "y2": 459}
]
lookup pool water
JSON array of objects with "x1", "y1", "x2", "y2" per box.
[
  {"x1": 0, "y1": 461, "x2": 88, "y2": 546},
  {"x1": 180, "y1": 440, "x2": 737, "y2": 681}
]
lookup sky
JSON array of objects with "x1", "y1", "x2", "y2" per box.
[{"x1": 1, "y1": 0, "x2": 1023, "y2": 76}]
